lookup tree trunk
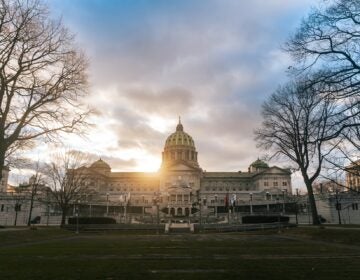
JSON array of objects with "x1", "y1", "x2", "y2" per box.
[
  {"x1": 60, "y1": 211, "x2": 67, "y2": 227},
  {"x1": 305, "y1": 180, "x2": 320, "y2": 225},
  {"x1": 14, "y1": 210, "x2": 18, "y2": 226},
  {"x1": 27, "y1": 194, "x2": 35, "y2": 226},
  {"x1": 0, "y1": 150, "x2": 5, "y2": 183}
]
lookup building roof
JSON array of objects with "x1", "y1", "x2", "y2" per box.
[
  {"x1": 109, "y1": 172, "x2": 159, "y2": 179},
  {"x1": 203, "y1": 172, "x2": 252, "y2": 178},
  {"x1": 90, "y1": 159, "x2": 111, "y2": 170},
  {"x1": 250, "y1": 159, "x2": 269, "y2": 169},
  {"x1": 164, "y1": 118, "x2": 195, "y2": 149}
]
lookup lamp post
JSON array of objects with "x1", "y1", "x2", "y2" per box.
[
  {"x1": 199, "y1": 198, "x2": 202, "y2": 230},
  {"x1": 46, "y1": 189, "x2": 50, "y2": 226},
  {"x1": 106, "y1": 192, "x2": 109, "y2": 216},
  {"x1": 276, "y1": 196, "x2": 281, "y2": 232},
  {"x1": 266, "y1": 191, "x2": 270, "y2": 213},
  {"x1": 295, "y1": 188, "x2": 299, "y2": 224},
  {"x1": 282, "y1": 189, "x2": 286, "y2": 214},
  {"x1": 153, "y1": 192, "x2": 160, "y2": 234},
  {"x1": 76, "y1": 199, "x2": 80, "y2": 234},
  {"x1": 335, "y1": 189, "x2": 342, "y2": 225},
  {"x1": 249, "y1": 192, "x2": 253, "y2": 215},
  {"x1": 214, "y1": 194, "x2": 218, "y2": 217}
]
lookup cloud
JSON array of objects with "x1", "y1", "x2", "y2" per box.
[
  {"x1": 32, "y1": 0, "x2": 317, "y2": 179},
  {"x1": 123, "y1": 87, "x2": 193, "y2": 116}
]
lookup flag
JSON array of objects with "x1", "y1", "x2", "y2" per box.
[
  {"x1": 231, "y1": 194, "x2": 237, "y2": 207},
  {"x1": 225, "y1": 192, "x2": 229, "y2": 209}
]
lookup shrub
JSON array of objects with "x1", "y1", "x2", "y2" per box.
[
  {"x1": 68, "y1": 217, "x2": 116, "y2": 225},
  {"x1": 242, "y1": 215, "x2": 289, "y2": 224}
]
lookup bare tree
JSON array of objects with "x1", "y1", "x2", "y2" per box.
[
  {"x1": 283, "y1": 1, "x2": 360, "y2": 216},
  {"x1": 0, "y1": 0, "x2": 89, "y2": 180},
  {"x1": 10, "y1": 185, "x2": 27, "y2": 226},
  {"x1": 44, "y1": 150, "x2": 91, "y2": 226},
  {"x1": 285, "y1": 0, "x2": 360, "y2": 99},
  {"x1": 19, "y1": 162, "x2": 45, "y2": 226},
  {"x1": 255, "y1": 80, "x2": 341, "y2": 225}
]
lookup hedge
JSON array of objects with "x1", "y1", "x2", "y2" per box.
[
  {"x1": 68, "y1": 217, "x2": 116, "y2": 224},
  {"x1": 242, "y1": 215, "x2": 289, "y2": 224}
]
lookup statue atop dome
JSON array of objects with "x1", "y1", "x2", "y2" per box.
[{"x1": 176, "y1": 116, "x2": 183, "y2": 132}]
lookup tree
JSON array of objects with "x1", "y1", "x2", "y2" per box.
[
  {"x1": 0, "y1": 0, "x2": 89, "y2": 180},
  {"x1": 285, "y1": 0, "x2": 360, "y2": 100},
  {"x1": 285, "y1": 0, "x2": 360, "y2": 158},
  {"x1": 19, "y1": 163, "x2": 45, "y2": 226},
  {"x1": 255, "y1": 80, "x2": 341, "y2": 225},
  {"x1": 44, "y1": 150, "x2": 91, "y2": 226},
  {"x1": 10, "y1": 185, "x2": 27, "y2": 226}
]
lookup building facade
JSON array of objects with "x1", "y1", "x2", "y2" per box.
[
  {"x1": 80, "y1": 120, "x2": 292, "y2": 217},
  {"x1": 345, "y1": 159, "x2": 360, "y2": 192},
  {"x1": 0, "y1": 166, "x2": 9, "y2": 193}
]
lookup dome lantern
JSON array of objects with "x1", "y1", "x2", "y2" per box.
[{"x1": 176, "y1": 116, "x2": 183, "y2": 132}]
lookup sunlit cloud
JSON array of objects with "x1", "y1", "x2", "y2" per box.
[{"x1": 9, "y1": 0, "x2": 316, "y2": 188}]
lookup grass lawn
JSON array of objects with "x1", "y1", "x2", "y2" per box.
[{"x1": 0, "y1": 227, "x2": 360, "y2": 280}]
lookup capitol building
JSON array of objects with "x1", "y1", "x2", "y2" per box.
[{"x1": 81, "y1": 119, "x2": 292, "y2": 217}]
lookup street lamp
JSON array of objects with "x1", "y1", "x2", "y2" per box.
[
  {"x1": 249, "y1": 192, "x2": 253, "y2": 215},
  {"x1": 199, "y1": 198, "x2": 202, "y2": 229},
  {"x1": 282, "y1": 189, "x2": 286, "y2": 214},
  {"x1": 106, "y1": 192, "x2": 109, "y2": 216},
  {"x1": 153, "y1": 192, "x2": 160, "y2": 234},
  {"x1": 295, "y1": 188, "x2": 299, "y2": 224},
  {"x1": 214, "y1": 194, "x2": 218, "y2": 217},
  {"x1": 266, "y1": 191, "x2": 270, "y2": 213},
  {"x1": 46, "y1": 189, "x2": 50, "y2": 226},
  {"x1": 76, "y1": 199, "x2": 80, "y2": 234}
]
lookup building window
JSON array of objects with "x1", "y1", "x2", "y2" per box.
[
  {"x1": 1, "y1": 204, "x2": 4, "y2": 212},
  {"x1": 264, "y1": 182, "x2": 269, "y2": 187},
  {"x1": 273, "y1": 182, "x2": 278, "y2": 187},
  {"x1": 282, "y1": 182, "x2": 287, "y2": 186},
  {"x1": 352, "y1": 203, "x2": 358, "y2": 210}
]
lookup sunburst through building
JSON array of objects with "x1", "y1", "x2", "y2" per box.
[{"x1": 80, "y1": 119, "x2": 292, "y2": 222}]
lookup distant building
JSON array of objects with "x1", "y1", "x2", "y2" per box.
[
  {"x1": 314, "y1": 192, "x2": 360, "y2": 224},
  {"x1": 77, "y1": 119, "x2": 292, "y2": 217},
  {"x1": 0, "y1": 120, "x2": 295, "y2": 225},
  {"x1": 0, "y1": 166, "x2": 9, "y2": 193},
  {"x1": 345, "y1": 160, "x2": 360, "y2": 192},
  {"x1": 312, "y1": 180, "x2": 345, "y2": 194}
]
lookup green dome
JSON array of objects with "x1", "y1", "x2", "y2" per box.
[
  {"x1": 250, "y1": 159, "x2": 269, "y2": 169},
  {"x1": 90, "y1": 159, "x2": 110, "y2": 170}
]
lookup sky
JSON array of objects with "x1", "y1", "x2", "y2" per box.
[{"x1": 11, "y1": 0, "x2": 316, "y2": 190}]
